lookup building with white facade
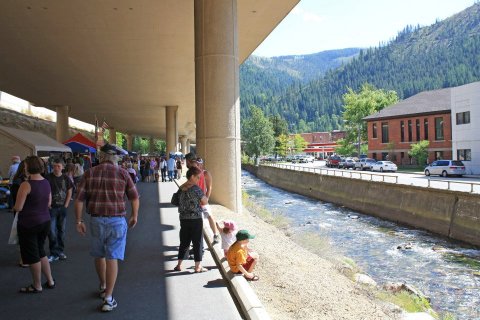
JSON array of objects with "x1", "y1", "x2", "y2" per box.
[{"x1": 451, "y1": 81, "x2": 480, "y2": 174}]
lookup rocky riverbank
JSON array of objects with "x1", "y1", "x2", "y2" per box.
[{"x1": 212, "y1": 203, "x2": 405, "y2": 320}]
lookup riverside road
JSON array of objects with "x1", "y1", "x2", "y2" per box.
[{"x1": 275, "y1": 160, "x2": 480, "y2": 194}]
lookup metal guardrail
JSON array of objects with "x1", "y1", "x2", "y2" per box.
[{"x1": 261, "y1": 162, "x2": 480, "y2": 194}]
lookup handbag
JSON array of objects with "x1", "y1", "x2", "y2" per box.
[
  {"x1": 171, "y1": 189, "x2": 181, "y2": 206},
  {"x1": 8, "y1": 212, "x2": 19, "y2": 245}
]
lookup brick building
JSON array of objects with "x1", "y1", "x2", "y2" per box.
[
  {"x1": 294, "y1": 131, "x2": 346, "y2": 159},
  {"x1": 364, "y1": 88, "x2": 452, "y2": 165}
]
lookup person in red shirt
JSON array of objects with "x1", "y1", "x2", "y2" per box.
[{"x1": 184, "y1": 153, "x2": 219, "y2": 244}]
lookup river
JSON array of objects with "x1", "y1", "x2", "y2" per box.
[{"x1": 242, "y1": 171, "x2": 480, "y2": 319}]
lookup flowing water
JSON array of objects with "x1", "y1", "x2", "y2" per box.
[{"x1": 242, "y1": 171, "x2": 480, "y2": 319}]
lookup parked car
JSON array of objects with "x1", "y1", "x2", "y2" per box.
[
  {"x1": 326, "y1": 155, "x2": 342, "y2": 168},
  {"x1": 371, "y1": 161, "x2": 398, "y2": 172},
  {"x1": 339, "y1": 158, "x2": 356, "y2": 169},
  {"x1": 299, "y1": 155, "x2": 315, "y2": 163},
  {"x1": 424, "y1": 160, "x2": 466, "y2": 177},
  {"x1": 291, "y1": 155, "x2": 302, "y2": 163},
  {"x1": 355, "y1": 158, "x2": 376, "y2": 171}
]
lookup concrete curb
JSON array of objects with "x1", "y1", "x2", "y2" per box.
[{"x1": 203, "y1": 228, "x2": 271, "y2": 320}]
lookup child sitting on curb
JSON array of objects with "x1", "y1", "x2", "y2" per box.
[
  {"x1": 226, "y1": 229, "x2": 259, "y2": 281},
  {"x1": 215, "y1": 220, "x2": 238, "y2": 257}
]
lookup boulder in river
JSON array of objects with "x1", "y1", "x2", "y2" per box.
[
  {"x1": 354, "y1": 273, "x2": 377, "y2": 287},
  {"x1": 397, "y1": 243, "x2": 413, "y2": 250}
]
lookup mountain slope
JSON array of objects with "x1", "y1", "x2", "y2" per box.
[
  {"x1": 241, "y1": 3, "x2": 480, "y2": 133},
  {"x1": 240, "y1": 48, "x2": 361, "y2": 119}
]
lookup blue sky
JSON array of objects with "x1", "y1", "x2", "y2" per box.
[{"x1": 253, "y1": 0, "x2": 476, "y2": 57}]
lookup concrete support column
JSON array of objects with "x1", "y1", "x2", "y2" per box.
[
  {"x1": 126, "y1": 134, "x2": 134, "y2": 151},
  {"x1": 55, "y1": 105, "x2": 70, "y2": 143},
  {"x1": 149, "y1": 137, "x2": 155, "y2": 154},
  {"x1": 179, "y1": 135, "x2": 187, "y2": 155},
  {"x1": 186, "y1": 139, "x2": 191, "y2": 153},
  {"x1": 166, "y1": 106, "x2": 178, "y2": 155},
  {"x1": 194, "y1": 0, "x2": 241, "y2": 213},
  {"x1": 108, "y1": 128, "x2": 116, "y2": 144}
]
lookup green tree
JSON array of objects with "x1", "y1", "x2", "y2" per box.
[
  {"x1": 133, "y1": 137, "x2": 149, "y2": 154},
  {"x1": 342, "y1": 83, "x2": 399, "y2": 145},
  {"x1": 275, "y1": 134, "x2": 289, "y2": 157},
  {"x1": 269, "y1": 114, "x2": 289, "y2": 158},
  {"x1": 292, "y1": 134, "x2": 308, "y2": 154},
  {"x1": 242, "y1": 106, "x2": 275, "y2": 161},
  {"x1": 408, "y1": 140, "x2": 430, "y2": 166},
  {"x1": 335, "y1": 138, "x2": 356, "y2": 156},
  {"x1": 269, "y1": 114, "x2": 288, "y2": 137}
]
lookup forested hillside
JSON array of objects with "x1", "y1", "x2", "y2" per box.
[
  {"x1": 240, "y1": 3, "x2": 480, "y2": 133},
  {"x1": 239, "y1": 48, "x2": 360, "y2": 119}
]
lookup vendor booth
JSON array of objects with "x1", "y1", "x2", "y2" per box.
[{"x1": 0, "y1": 125, "x2": 72, "y2": 175}]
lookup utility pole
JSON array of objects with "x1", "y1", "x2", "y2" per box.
[{"x1": 357, "y1": 124, "x2": 361, "y2": 156}]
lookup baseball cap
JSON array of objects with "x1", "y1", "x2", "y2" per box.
[
  {"x1": 223, "y1": 220, "x2": 237, "y2": 231},
  {"x1": 236, "y1": 229, "x2": 255, "y2": 241},
  {"x1": 100, "y1": 143, "x2": 126, "y2": 155},
  {"x1": 185, "y1": 152, "x2": 197, "y2": 161}
]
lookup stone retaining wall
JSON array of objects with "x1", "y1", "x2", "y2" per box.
[{"x1": 244, "y1": 165, "x2": 480, "y2": 247}]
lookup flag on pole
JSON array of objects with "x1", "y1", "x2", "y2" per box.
[
  {"x1": 94, "y1": 115, "x2": 99, "y2": 145},
  {"x1": 101, "y1": 120, "x2": 109, "y2": 130}
]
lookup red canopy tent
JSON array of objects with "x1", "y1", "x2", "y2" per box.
[{"x1": 64, "y1": 133, "x2": 96, "y2": 148}]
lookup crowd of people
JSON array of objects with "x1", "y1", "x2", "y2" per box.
[{"x1": 5, "y1": 147, "x2": 259, "y2": 313}]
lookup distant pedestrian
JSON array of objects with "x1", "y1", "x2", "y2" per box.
[
  {"x1": 75, "y1": 143, "x2": 139, "y2": 312},
  {"x1": 7, "y1": 155, "x2": 21, "y2": 209},
  {"x1": 167, "y1": 155, "x2": 176, "y2": 182},
  {"x1": 176, "y1": 157, "x2": 182, "y2": 179},
  {"x1": 160, "y1": 157, "x2": 167, "y2": 182}
]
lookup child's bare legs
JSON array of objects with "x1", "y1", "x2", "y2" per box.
[{"x1": 245, "y1": 252, "x2": 259, "y2": 280}]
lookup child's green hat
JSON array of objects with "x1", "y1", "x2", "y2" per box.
[{"x1": 236, "y1": 229, "x2": 255, "y2": 241}]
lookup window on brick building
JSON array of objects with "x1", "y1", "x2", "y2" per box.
[
  {"x1": 400, "y1": 121, "x2": 405, "y2": 142},
  {"x1": 372, "y1": 152, "x2": 377, "y2": 160},
  {"x1": 435, "y1": 117, "x2": 444, "y2": 140},
  {"x1": 408, "y1": 120, "x2": 412, "y2": 142},
  {"x1": 415, "y1": 119, "x2": 420, "y2": 141},
  {"x1": 424, "y1": 119, "x2": 428, "y2": 140},
  {"x1": 372, "y1": 123, "x2": 377, "y2": 138},
  {"x1": 457, "y1": 149, "x2": 471, "y2": 161},
  {"x1": 381, "y1": 122, "x2": 389, "y2": 143},
  {"x1": 382, "y1": 152, "x2": 388, "y2": 160},
  {"x1": 456, "y1": 111, "x2": 470, "y2": 125}
]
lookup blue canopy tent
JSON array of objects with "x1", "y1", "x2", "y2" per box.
[{"x1": 65, "y1": 141, "x2": 96, "y2": 153}]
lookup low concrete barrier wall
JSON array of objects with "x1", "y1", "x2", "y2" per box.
[{"x1": 244, "y1": 165, "x2": 480, "y2": 247}]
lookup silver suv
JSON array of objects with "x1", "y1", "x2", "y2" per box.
[
  {"x1": 424, "y1": 160, "x2": 466, "y2": 177},
  {"x1": 355, "y1": 158, "x2": 376, "y2": 171}
]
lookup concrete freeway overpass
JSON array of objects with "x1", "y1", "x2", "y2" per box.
[{"x1": 0, "y1": 0, "x2": 300, "y2": 212}]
